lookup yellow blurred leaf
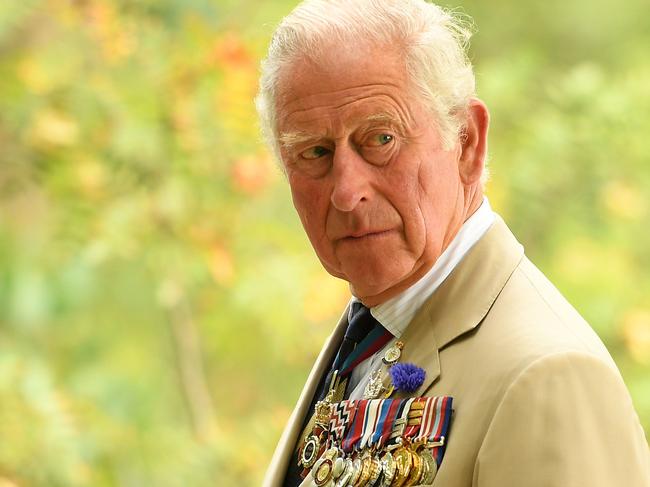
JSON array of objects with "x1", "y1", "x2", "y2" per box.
[
  {"x1": 209, "y1": 244, "x2": 235, "y2": 285},
  {"x1": 303, "y1": 274, "x2": 349, "y2": 322},
  {"x1": 18, "y1": 58, "x2": 53, "y2": 94},
  {"x1": 553, "y1": 238, "x2": 629, "y2": 285},
  {"x1": 621, "y1": 309, "x2": 650, "y2": 365},
  {"x1": 29, "y1": 109, "x2": 79, "y2": 147},
  {"x1": 601, "y1": 180, "x2": 647, "y2": 220},
  {"x1": 157, "y1": 279, "x2": 183, "y2": 309},
  {"x1": 75, "y1": 157, "x2": 107, "y2": 198}
]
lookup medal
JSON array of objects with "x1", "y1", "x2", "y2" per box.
[
  {"x1": 403, "y1": 446, "x2": 423, "y2": 486},
  {"x1": 300, "y1": 434, "x2": 321, "y2": 469},
  {"x1": 299, "y1": 388, "x2": 336, "y2": 471},
  {"x1": 367, "y1": 454, "x2": 382, "y2": 486},
  {"x1": 418, "y1": 447, "x2": 438, "y2": 484},
  {"x1": 332, "y1": 456, "x2": 346, "y2": 481},
  {"x1": 363, "y1": 369, "x2": 385, "y2": 400},
  {"x1": 391, "y1": 445, "x2": 412, "y2": 487},
  {"x1": 335, "y1": 458, "x2": 354, "y2": 487},
  {"x1": 314, "y1": 389, "x2": 335, "y2": 429},
  {"x1": 303, "y1": 393, "x2": 454, "y2": 486},
  {"x1": 347, "y1": 457, "x2": 363, "y2": 486},
  {"x1": 356, "y1": 451, "x2": 374, "y2": 486},
  {"x1": 312, "y1": 447, "x2": 340, "y2": 486},
  {"x1": 392, "y1": 397, "x2": 426, "y2": 486},
  {"x1": 382, "y1": 341, "x2": 404, "y2": 365},
  {"x1": 379, "y1": 451, "x2": 397, "y2": 486},
  {"x1": 313, "y1": 458, "x2": 334, "y2": 486}
]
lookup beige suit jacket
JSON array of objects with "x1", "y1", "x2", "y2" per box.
[{"x1": 264, "y1": 217, "x2": 650, "y2": 486}]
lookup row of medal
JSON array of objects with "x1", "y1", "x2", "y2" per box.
[{"x1": 299, "y1": 394, "x2": 452, "y2": 486}]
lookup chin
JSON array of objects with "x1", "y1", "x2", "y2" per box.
[{"x1": 347, "y1": 270, "x2": 406, "y2": 298}]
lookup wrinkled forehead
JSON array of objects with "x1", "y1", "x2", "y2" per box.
[
  {"x1": 276, "y1": 40, "x2": 406, "y2": 99},
  {"x1": 274, "y1": 42, "x2": 418, "y2": 133}
]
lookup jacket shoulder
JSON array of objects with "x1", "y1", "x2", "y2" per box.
[{"x1": 477, "y1": 255, "x2": 617, "y2": 373}]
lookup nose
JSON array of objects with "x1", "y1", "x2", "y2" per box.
[{"x1": 330, "y1": 145, "x2": 370, "y2": 212}]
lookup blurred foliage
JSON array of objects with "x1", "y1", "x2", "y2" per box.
[{"x1": 0, "y1": 0, "x2": 648, "y2": 485}]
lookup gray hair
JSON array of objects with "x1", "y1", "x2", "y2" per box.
[{"x1": 256, "y1": 0, "x2": 478, "y2": 167}]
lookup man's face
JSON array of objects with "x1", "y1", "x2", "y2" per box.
[{"x1": 276, "y1": 44, "x2": 479, "y2": 306}]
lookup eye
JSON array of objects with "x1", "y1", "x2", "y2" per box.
[
  {"x1": 366, "y1": 133, "x2": 394, "y2": 147},
  {"x1": 300, "y1": 146, "x2": 330, "y2": 160}
]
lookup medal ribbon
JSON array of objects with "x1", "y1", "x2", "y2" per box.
[
  {"x1": 429, "y1": 396, "x2": 453, "y2": 465},
  {"x1": 413, "y1": 396, "x2": 438, "y2": 442},
  {"x1": 339, "y1": 326, "x2": 393, "y2": 377},
  {"x1": 329, "y1": 400, "x2": 357, "y2": 448},
  {"x1": 369, "y1": 398, "x2": 401, "y2": 448},
  {"x1": 388, "y1": 397, "x2": 415, "y2": 445},
  {"x1": 342, "y1": 399, "x2": 369, "y2": 453},
  {"x1": 359, "y1": 399, "x2": 382, "y2": 450},
  {"x1": 403, "y1": 397, "x2": 427, "y2": 440}
]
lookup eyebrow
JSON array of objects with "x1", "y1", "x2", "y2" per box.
[
  {"x1": 278, "y1": 111, "x2": 406, "y2": 151},
  {"x1": 278, "y1": 131, "x2": 320, "y2": 151},
  {"x1": 363, "y1": 112, "x2": 406, "y2": 131}
]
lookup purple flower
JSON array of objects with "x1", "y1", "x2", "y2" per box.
[{"x1": 390, "y1": 363, "x2": 426, "y2": 393}]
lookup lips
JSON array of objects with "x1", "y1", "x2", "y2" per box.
[{"x1": 340, "y1": 229, "x2": 393, "y2": 241}]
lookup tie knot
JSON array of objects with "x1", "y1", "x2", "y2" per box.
[{"x1": 345, "y1": 303, "x2": 375, "y2": 343}]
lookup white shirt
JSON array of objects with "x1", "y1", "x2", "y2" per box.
[{"x1": 346, "y1": 197, "x2": 496, "y2": 399}]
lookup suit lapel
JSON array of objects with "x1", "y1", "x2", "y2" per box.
[
  {"x1": 398, "y1": 216, "x2": 524, "y2": 396},
  {"x1": 262, "y1": 308, "x2": 349, "y2": 487}
]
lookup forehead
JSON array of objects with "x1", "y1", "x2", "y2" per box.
[{"x1": 276, "y1": 44, "x2": 418, "y2": 134}]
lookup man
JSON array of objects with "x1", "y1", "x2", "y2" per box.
[{"x1": 256, "y1": 1, "x2": 650, "y2": 486}]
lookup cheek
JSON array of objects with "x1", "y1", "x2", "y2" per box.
[{"x1": 290, "y1": 179, "x2": 330, "y2": 235}]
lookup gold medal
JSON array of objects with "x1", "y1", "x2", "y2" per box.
[
  {"x1": 382, "y1": 341, "x2": 404, "y2": 365},
  {"x1": 403, "y1": 447, "x2": 423, "y2": 486},
  {"x1": 379, "y1": 451, "x2": 396, "y2": 486},
  {"x1": 418, "y1": 447, "x2": 438, "y2": 484},
  {"x1": 313, "y1": 458, "x2": 334, "y2": 486},
  {"x1": 312, "y1": 447, "x2": 339, "y2": 486},
  {"x1": 367, "y1": 454, "x2": 382, "y2": 486},
  {"x1": 356, "y1": 452, "x2": 373, "y2": 486},
  {"x1": 391, "y1": 446, "x2": 412, "y2": 487},
  {"x1": 314, "y1": 390, "x2": 335, "y2": 428}
]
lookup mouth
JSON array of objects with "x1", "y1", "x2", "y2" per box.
[{"x1": 340, "y1": 229, "x2": 394, "y2": 242}]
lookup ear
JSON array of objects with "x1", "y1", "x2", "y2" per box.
[{"x1": 458, "y1": 98, "x2": 489, "y2": 186}]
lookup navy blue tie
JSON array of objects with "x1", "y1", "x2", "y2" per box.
[{"x1": 331, "y1": 302, "x2": 376, "y2": 374}]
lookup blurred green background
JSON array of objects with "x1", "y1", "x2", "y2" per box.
[{"x1": 0, "y1": 0, "x2": 648, "y2": 485}]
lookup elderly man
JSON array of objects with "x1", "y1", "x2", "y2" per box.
[{"x1": 256, "y1": 1, "x2": 650, "y2": 486}]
